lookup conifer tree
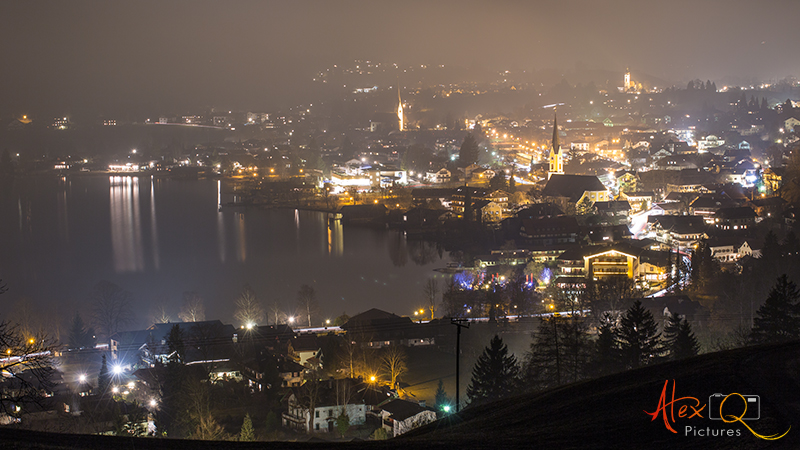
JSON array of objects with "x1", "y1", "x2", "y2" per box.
[
  {"x1": 458, "y1": 133, "x2": 479, "y2": 167},
  {"x1": 591, "y1": 313, "x2": 621, "y2": 377},
  {"x1": 616, "y1": 300, "x2": 663, "y2": 368},
  {"x1": 434, "y1": 379, "x2": 450, "y2": 412},
  {"x1": 97, "y1": 354, "x2": 110, "y2": 395},
  {"x1": 524, "y1": 316, "x2": 590, "y2": 391},
  {"x1": 239, "y1": 413, "x2": 255, "y2": 441},
  {"x1": 466, "y1": 335, "x2": 520, "y2": 406},
  {"x1": 750, "y1": 274, "x2": 800, "y2": 344},
  {"x1": 663, "y1": 313, "x2": 699, "y2": 360}
]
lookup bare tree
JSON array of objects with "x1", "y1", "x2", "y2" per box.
[
  {"x1": 268, "y1": 299, "x2": 283, "y2": 326},
  {"x1": 90, "y1": 281, "x2": 134, "y2": 341},
  {"x1": 152, "y1": 305, "x2": 172, "y2": 324},
  {"x1": 296, "y1": 284, "x2": 319, "y2": 328},
  {"x1": 0, "y1": 280, "x2": 56, "y2": 417},
  {"x1": 381, "y1": 345, "x2": 408, "y2": 389},
  {"x1": 179, "y1": 292, "x2": 206, "y2": 323},
  {"x1": 423, "y1": 278, "x2": 439, "y2": 320},
  {"x1": 234, "y1": 285, "x2": 264, "y2": 327}
]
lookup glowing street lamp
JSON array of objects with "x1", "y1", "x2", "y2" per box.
[
  {"x1": 369, "y1": 375, "x2": 376, "y2": 383},
  {"x1": 288, "y1": 316, "x2": 295, "y2": 324},
  {"x1": 78, "y1": 374, "x2": 87, "y2": 383}
]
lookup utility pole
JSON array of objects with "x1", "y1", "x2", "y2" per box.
[{"x1": 451, "y1": 318, "x2": 470, "y2": 412}]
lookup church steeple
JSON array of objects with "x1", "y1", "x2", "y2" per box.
[
  {"x1": 548, "y1": 111, "x2": 563, "y2": 179},
  {"x1": 552, "y1": 112, "x2": 560, "y2": 151},
  {"x1": 397, "y1": 84, "x2": 404, "y2": 131}
]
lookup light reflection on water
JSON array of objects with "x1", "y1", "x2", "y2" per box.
[
  {"x1": 109, "y1": 176, "x2": 145, "y2": 272},
  {"x1": 0, "y1": 177, "x2": 448, "y2": 324}
]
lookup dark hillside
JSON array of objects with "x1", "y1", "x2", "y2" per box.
[
  {"x1": 1, "y1": 342, "x2": 798, "y2": 449},
  {"x1": 404, "y1": 341, "x2": 800, "y2": 449}
]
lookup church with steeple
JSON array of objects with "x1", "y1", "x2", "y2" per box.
[
  {"x1": 548, "y1": 112, "x2": 564, "y2": 179},
  {"x1": 397, "y1": 85, "x2": 404, "y2": 131}
]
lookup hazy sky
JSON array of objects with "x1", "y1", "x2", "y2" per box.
[{"x1": 2, "y1": 0, "x2": 799, "y2": 114}]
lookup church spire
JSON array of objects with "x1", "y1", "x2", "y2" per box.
[
  {"x1": 552, "y1": 110, "x2": 560, "y2": 153},
  {"x1": 397, "y1": 83, "x2": 404, "y2": 131},
  {"x1": 548, "y1": 110, "x2": 563, "y2": 179}
]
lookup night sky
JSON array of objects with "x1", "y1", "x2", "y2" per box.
[{"x1": 2, "y1": 0, "x2": 799, "y2": 115}]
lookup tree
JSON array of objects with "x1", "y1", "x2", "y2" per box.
[
  {"x1": 90, "y1": 281, "x2": 134, "y2": 341},
  {"x1": 67, "y1": 312, "x2": 95, "y2": 349},
  {"x1": 381, "y1": 345, "x2": 408, "y2": 388},
  {"x1": 234, "y1": 285, "x2": 264, "y2": 328},
  {"x1": 239, "y1": 413, "x2": 255, "y2": 441},
  {"x1": 750, "y1": 274, "x2": 800, "y2": 344},
  {"x1": 466, "y1": 335, "x2": 520, "y2": 406},
  {"x1": 663, "y1": 313, "x2": 700, "y2": 360},
  {"x1": 370, "y1": 427, "x2": 390, "y2": 440},
  {"x1": 489, "y1": 171, "x2": 507, "y2": 191},
  {"x1": 297, "y1": 284, "x2": 319, "y2": 327},
  {"x1": 423, "y1": 278, "x2": 439, "y2": 320},
  {"x1": 264, "y1": 410, "x2": 279, "y2": 437},
  {"x1": 591, "y1": 313, "x2": 621, "y2": 377},
  {"x1": 524, "y1": 315, "x2": 590, "y2": 391},
  {"x1": 166, "y1": 324, "x2": 186, "y2": 364},
  {"x1": 179, "y1": 292, "x2": 205, "y2": 322},
  {"x1": 458, "y1": 133, "x2": 479, "y2": 167},
  {"x1": 616, "y1": 300, "x2": 663, "y2": 368},
  {"x1": 434, "y1": 379, "x2": 450, "y2": 413},
  {"x1": 335, "y1": 409, "x2": 350, "y2": 437},
  {"x1": 97, "y1": 354, "x2": 111, "y2": 395}
]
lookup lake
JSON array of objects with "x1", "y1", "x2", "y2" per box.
[{"x1": 0, "y1": 176, "x2": 449, "y2": 332}]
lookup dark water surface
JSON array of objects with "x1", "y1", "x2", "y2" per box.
[{"x1": 0, "y1": 176, "x2": 448, "y2": 330}]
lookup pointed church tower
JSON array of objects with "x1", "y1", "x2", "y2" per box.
[
  {"x1": 548, "y1": 111, "x2": 564, "y2": 179},
  {"x1": 397, "y1": 85, "x2": 404, "y2": 131}
]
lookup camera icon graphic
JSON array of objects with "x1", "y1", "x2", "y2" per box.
[{"x1": 708, "y1": 394, "x2": 760, "y2": 421}]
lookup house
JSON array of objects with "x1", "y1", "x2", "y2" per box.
[
  {"x1": 474, "y1": 200, "x2": 503, "y2": 223},
  {"x1": 592, "y1": 201, "x2": 632, "y2": 223},
  {"x1": 451, "y1": 186, "x2": 489, "y2": 217},
  {"x1": 619, "y1": 191, "x2": 654, "y2": 212},
  {"x1": 519, "y1": 216, "x2": 581, "y2": 246},
  {"x1": 784, "y1": 116, "x2": 800, "y2": 133},
  {"x1": 748, "y1": 196, "x2": 786, "y2": 218},
  {"x1": 762, "y1": 168, "x2": 784, "y2": 195},
  {"x1": 109, "y1": 321, "x2": 237, "y2": 367},
  {"x1": 689, "y1": 193, "x2": 737, "y2": 221},
  {"x1": 713, "y1": 206, "x2": 756, "y2": 231},
  {"x1": 554, "y1": 243, "x2": 669, "y2": 286},
  {"x1": 707, "y1": 237, "x2": 742, "y2": 263},
  {"x1": 282, "y1": 379, "x2": 390, "y2": 433},
  {"x1": 646, "y1": 215, "x2": 707, "y2": 249},
  {"x1": 425, "y1": 168, "x2": 451, "y2": 184},
  {"x1": 411, "y1": 188, "x2": 454, "y2": 208},
  {"x1": 341, "y1": 309, "x2": 433, "y2": 348},
  {"x1": 542, "y1": 174, "x2": 610, "y2": 213},
  {"x1": 289, "y1": 334, "x2": 322, "y2": 368},
  {"x1": 374, "y1": 399, "x2": 437, "y2": 437}
]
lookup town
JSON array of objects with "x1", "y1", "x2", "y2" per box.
[{"x1": 2, "y1": 62, "x2": 800, "y2": 443}]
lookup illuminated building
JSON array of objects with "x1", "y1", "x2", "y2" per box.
[
  {"x1": 397, "y1": 85, "x2": 404, "y2": 131},
  {"x1": 547, "y1": 112, "x2": 564, "y2": 179},
  {"x1": 624, "y1": 67, "x2": 634, "y2": 91}
]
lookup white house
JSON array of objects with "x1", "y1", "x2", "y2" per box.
[{"x1": 375, "y1": 399, "x2": 437, "y2": 437}]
